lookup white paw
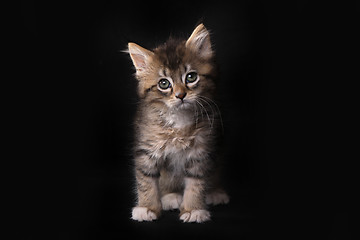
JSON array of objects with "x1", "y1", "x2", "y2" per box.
[
  {"x1": 161, "y1": 193, "x2": 183, "y2": 210},
  {"x1": 206, "y1": 191, "x2": 230, "y2": 205},
  {"x1": 131, "y1": 207, "x2": 157, "y2": 222},
  {"x1": 180, "y1": 209, "x2": 211, "y2": 223}
]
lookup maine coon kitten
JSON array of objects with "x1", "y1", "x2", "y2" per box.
[{"x1": 127, "y1": 24, "x2": 229, "y2": 223}]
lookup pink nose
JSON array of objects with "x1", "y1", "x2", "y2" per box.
[{"x1": 175, "y1": 92, "x2": 187, "y2": 100}]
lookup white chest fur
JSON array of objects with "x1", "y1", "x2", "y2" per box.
[
  {"x1": 145, "y1": 108, "x2": 211, "y2": 165},
  {"x1": 164, "y1": 109, "x2": 195, "y2": 129}
]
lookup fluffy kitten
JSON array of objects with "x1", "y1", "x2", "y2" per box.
[{"x1": 127, "y1": 24, "x2": 229, "y2": 223}]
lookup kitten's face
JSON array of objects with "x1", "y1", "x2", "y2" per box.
[
  {"x1": 151, "y1": 64, "x2": 202, "y2": 110},
  {"x1": 144, "y1": 43, "x2": 216, "y2": 111},
  {"x1": 128, "y1": 24, "x2": 216, "y2": 112}
]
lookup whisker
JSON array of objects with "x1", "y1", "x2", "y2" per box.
[
  {"x1": 193, "y1": 102, "x2": 199, "y2": 129},
  {"x1": 198, "y1": 96, "x2": 224, "y2": 134},
  {"x1": 195, "y1": 99, "x2": 213, "y2": 130},
  {"x1": 193, "y1": 98, "x2": 204, "y2": 123},
  {"x1": 198, "y1": 97, "x2": 215, "y2": 128}
]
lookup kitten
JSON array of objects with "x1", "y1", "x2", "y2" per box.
[{"x1": 127, "y1": 24, "x2": 229, "y2": 223}]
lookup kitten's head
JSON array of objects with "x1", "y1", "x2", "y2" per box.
[{"x1": 127, "y1": 24, "x2": 217, "y2": 111}]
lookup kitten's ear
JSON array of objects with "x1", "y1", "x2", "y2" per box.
[
  {"x1": 127, "y1": 42, "x2": 154, "y2": 72},
  {"x1": 186, "y1": 23, "x2": 213, "y2": 58}
]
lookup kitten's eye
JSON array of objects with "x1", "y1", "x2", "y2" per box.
[
  {"x1": 185, "y1": 72, "x2": 198, "y2": 83},
  {"x1": 158, "y1": 79, "x2": 171, "y2": 89}
]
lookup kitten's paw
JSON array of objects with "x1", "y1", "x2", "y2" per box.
[
  {"x1": 206, "y1": 190, "x2": 230, "y2": 205},
  {"x1": 131, "y1": 207, "x2": 157, "y2": 222},
  {"x1": 180, "y1": 209, "x2": 211, "y2": 223},
  {"x1": 161, "y1": 193, "x2": 183, "y2": 210}
]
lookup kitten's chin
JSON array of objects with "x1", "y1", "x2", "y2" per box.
[{"x1": 173, "y1": 100, "x2": 193, "y2": 110}]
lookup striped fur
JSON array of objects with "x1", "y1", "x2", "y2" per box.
[{"x1": 128, "y1": 24, "x2": 229, "y2": 223}]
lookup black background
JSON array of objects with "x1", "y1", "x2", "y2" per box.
[{"x1": 13, "y1": 1, "x2": 355, "y2": 239}]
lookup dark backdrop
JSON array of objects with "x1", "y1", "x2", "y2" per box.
[{"x1": 14, "y1": 1, "x2": 354, "y2": 239}]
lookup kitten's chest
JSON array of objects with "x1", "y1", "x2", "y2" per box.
[
  {"x1": 139, "y1": 109, "x2": 212, "y2": 160},
  {"x1": 157, "y1": 112, "x2": 197, "y2": 149},
  {"x1": 149, "y1": 124, "x2": 209, "y2": 161},
  {"x1": 164, "y1": 110, "x2": 194, "y2": 129},
  {"x1": 157, "y1": 128, "x2": 196, "y2": 151}
]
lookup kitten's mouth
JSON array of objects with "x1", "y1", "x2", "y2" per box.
[{"x1": 175, "y1": 100, "x2": 192, "y2": 110}]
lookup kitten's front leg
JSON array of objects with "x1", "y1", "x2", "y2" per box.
[
  {"x1": 180, "y1": 177, "x2": 210, "y2": 223},
  {"x1": 132, "y1": 156, "x2": 162, "y2": 222}
]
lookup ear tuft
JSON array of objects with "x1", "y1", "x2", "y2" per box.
[
  {"x1": 127, "y1": 42, "x2": 154, "y2": 72},
  {"x1": 185, "y1": 24, "x2": 213, "y2": 58}
]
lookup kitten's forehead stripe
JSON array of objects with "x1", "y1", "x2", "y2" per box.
[
  {"x1": 158, "y1": 68, "x2": 169, "y2": 77},
  {"x1": 183, "y1": 65, "x2": 188, "y2": 74},
  {"x1": 155, "y1": 38, "x2": 185, "y2": 70}
]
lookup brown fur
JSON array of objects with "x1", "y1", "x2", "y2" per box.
[{"x1": 128, "y1": 24, "x2": 229, "y2": 223}]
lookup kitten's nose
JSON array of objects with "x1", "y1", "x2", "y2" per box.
[{"x1": 175, "y1": 92, "x2": 187, "y2": 100}]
